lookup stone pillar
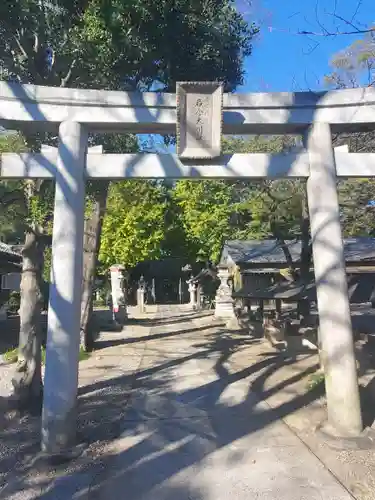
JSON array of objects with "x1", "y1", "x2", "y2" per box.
[
  {"x1": 196, "y1": 285, "x2": 202, "y2": 310},
  {"x1": 306, "y1": 122, "x2": 362, "y2": 437},
  {"x1": 214, "y1": 266, "x2": 236, "y2": 320},
  {"x1": 137, "y1": 275, "x2": 146, "y2": 313},
  {"x1": 41, "y1": 121, "x2": 87, "y2": 453},
  {"x1": 178, "y1": 278, "x2": 183, "y2": 304},
  {"x1": 137, "y1": 288, "x2": 145, "y2": 313},
  {"x1": 188, "y1": 281, "x2": 197, "y2": 309},
  {"x1": 109, "y1": 264, "x2": 127, "y2": 324},
  {"x1": 151, "y1": 278, "x2": 156, "y2": 304}
]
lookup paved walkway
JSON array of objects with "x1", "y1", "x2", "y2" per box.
[
  {"x1": 83, "y1": 305, "x2": 351, "y2": 500},
  {"x1": 1, "y1": 305, "x2": 354, "y2": 499}
]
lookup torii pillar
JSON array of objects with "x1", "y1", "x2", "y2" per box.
[
  {"x1": 306, "y1": 123, "x2": 362, "y2": 437},
  {"x1": 41, "y1": 122, "x2": 88, "y2": 453}
]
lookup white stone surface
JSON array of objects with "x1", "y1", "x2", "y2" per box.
[
  {"x1": 215, "y1": 268, "x2": 236, "y2": 320},
  {"x1": 137, "y1": 288, "x2": 146, "y2": 313},
  {"x1": 306, "y1": 122, "x2": 362, "y2": 436},
  {"x1": 41, "y1": 121, "x2": 87, "y2": 453},
  {"x1": 188, "y1": 282, "x2": 197, "y2": 308},
  {"x1": 0, "y1": 81, "x2": 375, "y2": 134},
  {"x1": 177, "y1": 82, "x2": 223, "y2": 158},
  {"x1": 0, "y1": 151, "x2": 311, "y2": 179},
  {"x1": 88, "y1": 305, "x2": 352, "y2": 500},
  {"x1": 109, "y1": 265, "x2": 127, "y2": 323},
  {"x1": 2, "y1": 151, "x2": 375, "y2": 180}
]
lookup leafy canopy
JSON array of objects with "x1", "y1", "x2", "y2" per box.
[
  {"x1": 99, "y1": 181, "x2": 167, "y2": 268},
  {"x1": 0, "y1": 0, "x2": 258, "y2": 91}
]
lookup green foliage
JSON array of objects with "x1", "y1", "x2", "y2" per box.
[
  {"x1": 325, "y1": 34, "x2": 375, "y2": 238},
  {"x1": 4, "y1": 345, "x2": 89, "y2": 364},
  {"x1": 0, "y1": 134, "x2": 29, "y2": 242},
  {"x1": 307, "y1": 372, "x2": 325, "y2": 391},
  {"x1": 3, "y1": 347, "x2": 18, "y2": 364},
  {"x1": 0, "y1": 0, "x2": 257, "y2": 91},
  {"x1": 325, "y1": 30, "x2": 375, "y2": 88},
  {"x1": 0, "y1": 0, "x2": 259, "y2": 271},
  {"x1": 339, "y1": 179, "x2": 375, "y2": 237},
  {"x1": 100, "y1": 181, "x2": 168, "y2": 268},
  {"x1": 173, "y1": 180, "x2": 235, "y2": 262},
  {"x1": 172, "y1": 136, "x2": 303, "y2": 263},
  {"x1": 0, "y1": 134, "x2": 28, "y2": 153},
  {"x1": 43, "y1": 246, "x2": 52, "y2": 283},
  {"x1": 27, "y1": 181, "x2": 54, "y2": 230},
  {"x1": 0, "y1": 133, "x2": 54, "y2": 242},
  {"x1": 222, "y1": 135, "x2": 296, "y2": 154}
]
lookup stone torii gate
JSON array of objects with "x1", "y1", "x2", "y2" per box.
[{"x1": 1, "y1": 81, "x2": 375, "y2": 453}]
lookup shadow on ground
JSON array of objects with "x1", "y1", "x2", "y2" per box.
[
  {"x1": 4, "y1": 305, "x2": 375, "y2": 498},
  {"x1": 0, "y1": 307, "x2": 329, "y2": 499}
]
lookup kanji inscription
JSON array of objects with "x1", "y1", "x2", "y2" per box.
[{"x1": 177, "y1": 82, "x2": 223, "y2": 159}]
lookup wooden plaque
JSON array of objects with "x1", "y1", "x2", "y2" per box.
[{"x1": 176, "y1": 82, "x2": 223, "y2": 159}]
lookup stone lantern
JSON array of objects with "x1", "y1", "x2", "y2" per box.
[
  {"x1": 187, "y1": 278, "x2": 197, "y2": 309},
  {"x1": 137, "y1": 275, "x2": 146, "y2": 313},
  {"x1": 109, "y1": 264, "x2": 127, "y2": 324},
  {"x1": 214, "y1": 264, "x2": 236, "y2": 321}
]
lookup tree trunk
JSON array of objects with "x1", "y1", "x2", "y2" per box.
[
  {"x1": 12, "y1": 229, "x2": 44, "y2": 412},
  {"x1": 278, "y1": 237, "x2": 296, "y2": 278},
  {"x1": 271, "y1": 223, "x2": 297, "y2": 280},
  {"x1": 298, "y1": 190, "x2": 312, "y2": 319},
  {"x1": 80, "y1": 183, "x2": 109, "y2": 351},
  {"x1": 300, "y1": 190, "x2": 312, "y2": 283}
]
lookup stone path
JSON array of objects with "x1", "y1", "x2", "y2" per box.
[
  {"x1": 1, "y1": 305, "x2": 355, "y2": 499},
  {"x1": 85, "y1": 305, "x2": 352, "y2": 500}
]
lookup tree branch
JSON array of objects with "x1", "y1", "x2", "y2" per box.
[
  {"x1": 60, "y1": 58, "x2": 77, "y2": 88},
  {"x1": 263, "y1": 183, "x2": 296, "y2": 203},
  {"x1": 33, "y1": 33, "x2": 39, "y2": 53},
  {"x1": 298, "y1": 27, "x2": 374, "y2": 36},
  {"x1": 13, "y1": 32, "x2": 28, "y2": 58},
  {"x1": 268, "y1": 26, "x2": 375, "y2": 37},
  {"x1": 328, "y1": 13, "x2": 362, "y2": 32}
]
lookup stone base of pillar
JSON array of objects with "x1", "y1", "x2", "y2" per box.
[
  {"x1": 225, "y1": 317, "x2": 241, "y2": 330},
  {"x1": 113, "y1": 305, "x2": 127, "y2": 325},
  {"x1": 214, "y1": 266, "x2": 237, "y2": 321},
  {"x1": 214, "y1": 297, "x2": 236, "y2": 320},
  {"x1": 137, "y1": 289, "x2": 145, "y2": 313},
  {"x1": 41, "y1": 402, "x2": 77, "y2": 454},
  {"x1": 316, "y1": 421, "x2": 375, "y2": 449}
]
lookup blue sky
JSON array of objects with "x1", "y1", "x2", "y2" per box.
[{"x1": 237, "y1": 0, "x2": 374, "y2": 92}]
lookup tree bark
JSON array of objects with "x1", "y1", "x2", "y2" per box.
[
  {"x1": 300, "y1": 190, "x2": 312, "y2": 283},
  {"x1": 80, "y1": 183, "x2": 109, "y2": 351},
  {"x1": 298, "y1": 190, "x2": 312, "y2": 319},
  {"x1": 12, "y1": 229, "x2": 44, "y2": 412},
  {"x1": 270, "y1": 220, "x2": 297, "y2": 280}
]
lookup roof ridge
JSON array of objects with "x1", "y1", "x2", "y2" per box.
[{"x1": 0, "y1": 242, "x2": 22, "y2": 256}]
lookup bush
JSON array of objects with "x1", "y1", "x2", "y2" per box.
[
  {"x1": 307, "y1": 372, "x2": 325, "y2": 391},
  {"x1": 3, "y1": 347, "x2": 18, "y2": 363},
  {"x1": 5, "y1": 283, "x2": 50, "y2": 315},
  {"x1": 6, "y1": 291, "x2": 20, "y2": 315}
]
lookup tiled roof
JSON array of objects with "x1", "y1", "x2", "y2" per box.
[
  {"x1": 221, "y1": 238, "x2": 375, "y2": 265},
  {"x1": 0, "y1": 242, "x2": 22, "y2": 257}
]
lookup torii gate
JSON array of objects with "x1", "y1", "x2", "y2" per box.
[{"x1": 1, "y1": 81, "x2": 375, "y2": 453}]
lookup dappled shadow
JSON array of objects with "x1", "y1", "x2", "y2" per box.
[
  {"x1": 0, "y1": 307, "x2": 328, "y2": 498},
  {"x1": 93, "y1": 323, "x2": 223, "y2": 350}
]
